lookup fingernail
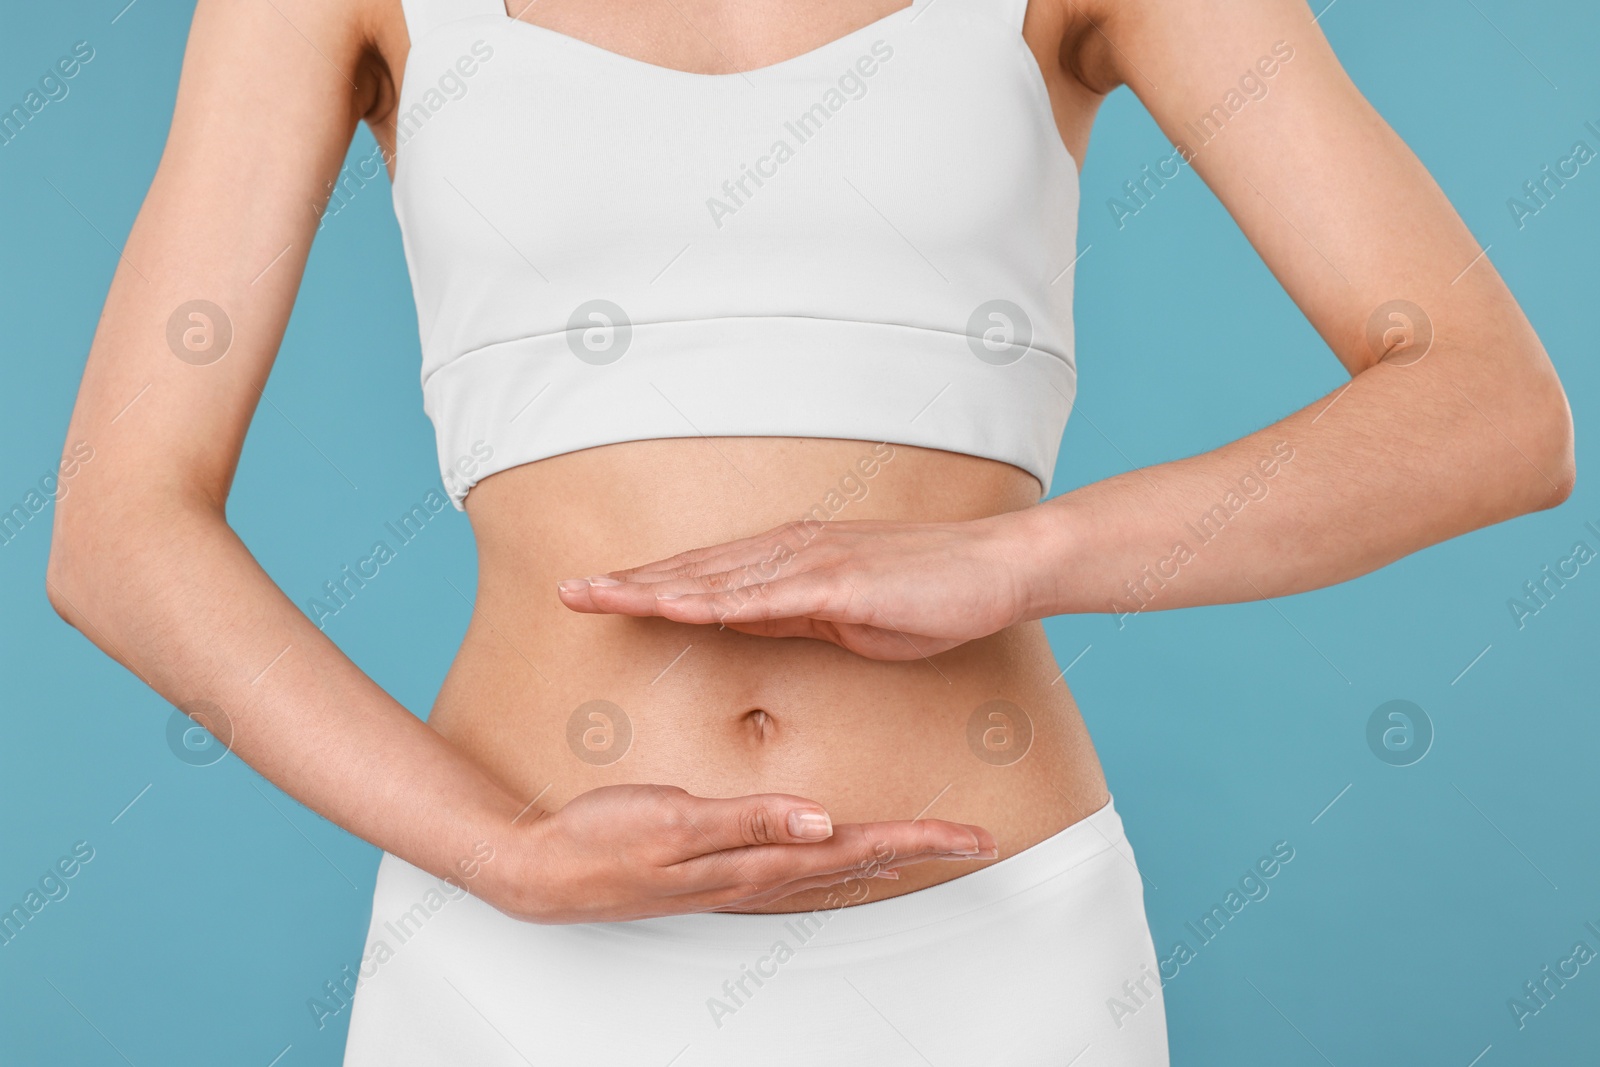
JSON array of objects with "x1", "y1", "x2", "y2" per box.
[
  {"x1": 556, "y1": 579, "x2": 588, "y2": 593},
  {"x1": 788, "y1": 810, "x2": 832, "y2": 840},
  {"x1": 587, "y1": 575, "x2": 621, "y2": 586}
]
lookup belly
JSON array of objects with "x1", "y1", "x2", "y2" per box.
[{"x1": 431, "y1": 436, "x2": 1107, "y2": 911}]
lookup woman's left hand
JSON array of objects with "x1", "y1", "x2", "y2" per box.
[{"x1": 555, "y1": 512, "x2": 1055, "y2": 661}]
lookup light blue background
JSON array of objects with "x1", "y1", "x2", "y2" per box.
[{"x1": 2, "y1": 2, "x2": 1596, "y2": 1064}]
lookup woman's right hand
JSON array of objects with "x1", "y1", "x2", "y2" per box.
[{"x1": 482, "y1": 784, "x2": 999, "y2": 924}]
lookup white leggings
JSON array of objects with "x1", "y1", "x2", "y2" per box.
[{"x1": 342, "y1": 796, "x2": 1169, "y2": 1066}]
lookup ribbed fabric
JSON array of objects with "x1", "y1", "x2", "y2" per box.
[{"x1": 390, "y1": 0, "x2": 1082, "y2": 507}]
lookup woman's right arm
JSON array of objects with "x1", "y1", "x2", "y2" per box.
[{"x1": 46, "y1": 0, "x2": 991, "y2": 921}]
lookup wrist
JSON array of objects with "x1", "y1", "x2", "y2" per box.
[
  {"x1": 466, "y1": 809, "x2": 554, "y2": 919},
  {"x1": 437, "y1": 782, "x2": 553, "y2": 915},
  {"x1": 985, "y1": 498, "x2": 1079, "y2": 623}
]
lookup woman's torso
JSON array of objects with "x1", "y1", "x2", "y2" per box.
[{"x1": 361, "y1": 0, "x2": 1112, "y2": 912}]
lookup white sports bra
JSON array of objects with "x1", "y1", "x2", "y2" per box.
[{"x1": 393, "y1": 0, "x2": 1081, "y2": 509}]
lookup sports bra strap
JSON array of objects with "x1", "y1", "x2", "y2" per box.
[{"x1": 401, "y1": 0, "x2": 504, "y2": 41}]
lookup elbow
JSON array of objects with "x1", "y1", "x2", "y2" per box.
[
  {"x1": 45, "y1": 490, "x2": 128, "y2": 629},
  {"x1": 1515, "y1": 378, "x2": 1576, "y2": 513},
  {"x1": 45, "y1": 533, "x2": 87, "y2": 628},
  {"x1": 46, "y1": 482, "x2": 220, "y2": 628},
  {"x1": 1533, "y1": 432, "x2": 1576, "y2": 512}
]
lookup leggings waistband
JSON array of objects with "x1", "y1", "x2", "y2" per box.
[{"x1": 599, "y1": 794, "x2": 1133, "y2": 959}]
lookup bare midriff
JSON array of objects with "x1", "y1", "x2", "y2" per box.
[{"x1": 428, "y1": 436, "x2": 1107, "y2": 913}]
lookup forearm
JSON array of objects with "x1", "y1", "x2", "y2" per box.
[
  {"x1": 47, "y1": 491, "x2": 533, "y2": 891},
  {"x1": 1016, "y1": 345, "x2": 1574, "y2": 622}
]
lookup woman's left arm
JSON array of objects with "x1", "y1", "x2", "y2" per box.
[{"x1": 559, "y1": 0, "x2": 1574, "y2": 660}]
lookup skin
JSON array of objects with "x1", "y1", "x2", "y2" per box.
[{"x1": 47, "y1": 0, "x2": 1573, "y2": 927}]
